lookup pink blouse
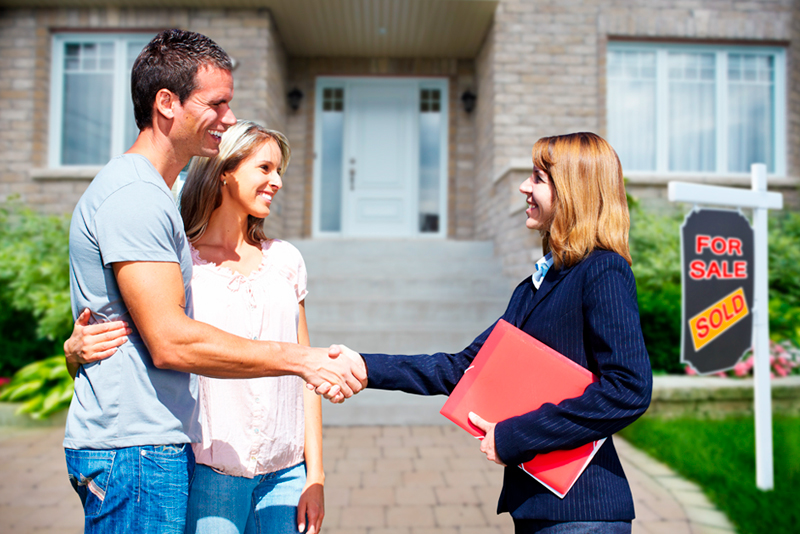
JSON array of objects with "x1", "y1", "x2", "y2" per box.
[{"x1": 189, "y1": 239, "x2": 308, "y2": 478}]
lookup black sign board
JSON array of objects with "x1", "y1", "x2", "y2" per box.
[{"x1": 681, "y1": 209, "x2": 754, "y2": 374}]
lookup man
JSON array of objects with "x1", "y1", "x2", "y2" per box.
[{"x1": 64, "y1": 29, "x2": 364, "y2": 533}]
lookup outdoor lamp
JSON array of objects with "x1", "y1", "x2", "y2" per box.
[
  {"x1": 287, "y1": 88, "x2": 304, "y2": 111},
  {"x1": 461, "y1": 90, "x2": 477, "y2": 113}
]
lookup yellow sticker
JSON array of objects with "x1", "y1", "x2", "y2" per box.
[{"x1": 688, "y1": 288, "x2": 749, "y2": 351}]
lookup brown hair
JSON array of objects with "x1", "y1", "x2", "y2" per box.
[
  {"x1": 131, "y1": 29, "x2": 232, "y2": 130},
  {"x1": 531, "y1": 132, "x2": 631, "y2": 268},
  {"x1": 180, "y1": 120, "x2": 291, "y2": 244}
]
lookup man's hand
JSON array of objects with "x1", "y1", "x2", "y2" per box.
[
  {"x1": 64, "y1": 309, "x2": 131, "y2": 377},
  {"x1": 468, "y1": 412, "x2": 506, "y2": 466},
  {"x1": 305, "y1": 344, "x2": 367, "y2": 403}
]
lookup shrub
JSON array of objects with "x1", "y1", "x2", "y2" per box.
[
  {"x1": 0, "y1": 356, "x2": 73, "y2": 419},
  {"x1": 0, "y1": 200, "x2": 72, "y2": 376},
  {"x1": 629, "y1": 206, "x2": 684, "y2": 374}
]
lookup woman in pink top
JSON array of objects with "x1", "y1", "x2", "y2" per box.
[
  {"x1": 67, "y1": 120, "x2": 325, "y2": 534},
  {"x1": 179, "y1": 120, "x2": 323, "y2": 534}
]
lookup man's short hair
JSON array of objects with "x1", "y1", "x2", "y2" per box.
[{"x1": 132, "y1": 29, "x2": 232, "y2": 130}]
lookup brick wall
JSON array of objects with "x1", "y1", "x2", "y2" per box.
[
  {"x1": 0, "y1": 7, "x2": 283, "y2": 217},
  {"x1": 281, "y1": 57, "x2": 477, "y2": 240},
  {"x1": 478, "y1": 0, "x2": 797, "y2": 280},
  {"x1": 790, "y1": 1, "x2": 800, "y2": 183}
]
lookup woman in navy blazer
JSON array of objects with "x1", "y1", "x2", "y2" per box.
[{"x1": 358, "y1": 132, "x2": 653, "y2": 533}]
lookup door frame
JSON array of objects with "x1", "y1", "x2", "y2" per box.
[{"x1": 312, "y1": 76, "x2": 449, "y2": 238}]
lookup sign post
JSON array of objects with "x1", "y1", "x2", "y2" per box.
[{"x1": 668, "y1": 163, "x2": 782, "y2": 491}]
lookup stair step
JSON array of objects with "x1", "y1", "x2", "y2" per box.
[{"x1": 304, "y1": 299, "x2": 506, "y2": 324}]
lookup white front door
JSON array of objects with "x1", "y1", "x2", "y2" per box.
[
  {"x1": 344, "y1": 82, "x2": 417, "y2": 236},
  {"x1": 314, "y1": 77, "x2": 448, "y2": 238}
]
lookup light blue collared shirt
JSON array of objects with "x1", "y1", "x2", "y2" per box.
[{"x1": 532, "y1": 252, "x2": 553, "y2": 290}]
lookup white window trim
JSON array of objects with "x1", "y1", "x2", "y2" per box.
[
  {"x1": 48, "y1": 32, "x2": 153, "y2": 168},
  {"x1": 607, "y1": 41, "x2": 787, "y2": 177}
]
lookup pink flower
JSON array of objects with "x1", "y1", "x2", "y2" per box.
[
  {"x1": 685, "y1": 366, "x2": 697, "y2": 376},
  {"x1": 733, "y1": 362, "x2": 750, "y2": 377},
  {"x1": 714, "y1": 371, "x2": 728, "y2": 378}
]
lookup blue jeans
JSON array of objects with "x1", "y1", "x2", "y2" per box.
[
  {"x1": 65, "y1": 443, "x2": 194, "y2": 534},
  {"x1": 186, "y1": 462, "x2": 307, "y2": 534},
  {"x1": 513, "y1": 520, "x2": 632, "y2": 534}
]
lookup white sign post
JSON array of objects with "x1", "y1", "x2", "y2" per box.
[{"x1": 668, "y1": 163, "x2": 783, "y2": 491}]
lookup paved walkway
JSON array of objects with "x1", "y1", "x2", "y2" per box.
[{"x1": 0, "y1": 422, "x2": 735, "y2": 534}]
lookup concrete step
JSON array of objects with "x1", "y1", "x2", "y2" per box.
[
  {"x1": 304, "y1": 255, "x2": 502, "y2": 278},
  {"x1": 303, "y1": 298, "x2": 506, "y2": 325},
  {"x1": 308, "y1": 325, "x2": 488, "y2": 354},
  {"x1": 306, "y1": 277, "x2": 513, "y2": 299},
  {"x1": 293, "y1": 239, "x2": 497, "y2": 260},
  {"x1": 296, "y1": 238, "x2": 512, "y2": 355}
]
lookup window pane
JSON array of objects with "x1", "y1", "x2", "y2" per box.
[
  {"x1": 319, "y1": 94, "x2": 344, "y2": 232},
  {"x1": 124, "y1": 41, "x2": 149, "y2": 148},
  {"x1": 607, "y1": 50, "x2": 656, "y2": 171},
  {"x1": 62, "y1": 71, "x2": 113, "y2": 164},
  {"x1": 418, "y1": 92, "x2": 441, "y2": 233},
  {"x1": 61, "y1": 41, "x2": 114, "y2": 165},
  {"x1": 668, "y1": 52, "x2": 716, "y2": 172},
  {"x1": 728, "y1": 54, "x2": 774, "y2": 172}
]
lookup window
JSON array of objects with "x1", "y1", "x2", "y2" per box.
[
  {"x1": 49, "y1": 33, "x2": 154, "y2": 167},
  {"x1": 319, "y1": 87, "x2": 345, "y2": 232},
  {"x1": 607, "y1": 42, "x2": 786, "y2": 175},
  {"x1": 418, "y1": 88, "x2": 442, "y2": 233}
]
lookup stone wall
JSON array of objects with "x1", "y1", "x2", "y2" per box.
[
  {"x1": 646, "y1": 376, "x2": 800, "y2": 419},
  {"x1": 0, "y1": 8, "x2": 283, "y2": 217},
  {"x1": 478, "y1": 0, "x2": 797, "y2": 280},
  {"x1": 281, "y1": 57, "x2": 478, "y2": 239}
]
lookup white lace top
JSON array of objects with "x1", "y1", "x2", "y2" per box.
[{"x1": 189, "y1": 239, "x2": 308, "y2": 478}]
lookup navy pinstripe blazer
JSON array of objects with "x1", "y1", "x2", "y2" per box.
[{"x1": 362, "y1": 249, "x2": 653, "y2": 521}]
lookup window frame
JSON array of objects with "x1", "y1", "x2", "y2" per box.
[
  {"x1": 48, "y1": 32, "x2": 154, "y2": 168},
  {"x1": 607, "y1": 41, "x2": 787, "y2": 177}
]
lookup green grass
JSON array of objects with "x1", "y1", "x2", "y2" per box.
[{"x1": 619, "y1": 415, "x2": 800, "y2": 534}]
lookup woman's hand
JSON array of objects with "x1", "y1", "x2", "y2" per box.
[
  {"x1": 297, "y1": 479, "x2": 324, "y2": 534},
  {"x1": 469, "y1": 412, "x2": 506, "y2": 466},
  {"x1": 64, "y1": 309, "x2": 131, "y2": 377}
]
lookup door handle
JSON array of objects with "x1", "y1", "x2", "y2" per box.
[{"x1": 349, "y1": 168, "x2": 355, "y2": 191}]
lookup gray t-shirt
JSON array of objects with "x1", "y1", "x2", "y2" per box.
[{"x1": 64, "y1": 154, "x2": 200, "y2": 449}]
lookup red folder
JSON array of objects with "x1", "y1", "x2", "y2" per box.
[{"x1": 440, "y1": 319, "x2": 605, "y2": 498}]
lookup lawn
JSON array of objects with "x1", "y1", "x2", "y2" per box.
[{"x1": 619, "y1": 415, "x2": 800, "y2": 534}]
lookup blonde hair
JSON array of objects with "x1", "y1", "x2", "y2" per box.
[
  {"x1": 531, "y1": 132, "x2": 631, "y2": 268},
  {"x1": 181, "y1": 120, "x2": 291, "y2": 244}
]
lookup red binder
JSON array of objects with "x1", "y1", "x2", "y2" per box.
[{"x1": 440, "y1": 319, "x2": 605, "y2": 498}]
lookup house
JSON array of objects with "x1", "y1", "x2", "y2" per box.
[{"x1": 1, "y1": 0, "x2": 797, "y2": 281}]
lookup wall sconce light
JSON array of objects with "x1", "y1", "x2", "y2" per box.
[
  {"x1": 287, "y1": 88, "x2": 304, "y2": 111},
  {"x1": 460, "y1": 90, "x2": 477, "y2": 113}
]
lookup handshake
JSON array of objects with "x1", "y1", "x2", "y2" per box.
[{"x1": 305, "y1": 344, "x2": 367, "y2": 404}]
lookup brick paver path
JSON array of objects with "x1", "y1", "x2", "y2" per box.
[{"x1": 0, "y1": 424, "x2": 734, "y2": 533}]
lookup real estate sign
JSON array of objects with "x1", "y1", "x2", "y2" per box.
[{"x1": 681, "y1": 209, "x2": 754, "y2": 374}]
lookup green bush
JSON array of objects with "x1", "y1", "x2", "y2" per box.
[
  {"x1": 630, "y1": 205, "x2": 800, "y2": 374},
  {"x1": 0, "y1": 200, "x2": 72, "y2": 376},
  {"x1": 768, "y1": 211, "x2": 800, "y2": 347},
  {"x1": 629, "y1": 207, "x2": 684, "y2": 374},
  {"x1": 0, "y1": 356, "x2": 73, "y2": 419}
]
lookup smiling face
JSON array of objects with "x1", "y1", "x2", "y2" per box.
[
  {"x1": 172, "y1": 65, "x2": 236, "y2": 159},
  {"x1": 221, "y1": 137, "x2": 283, "y2": 219},
  {"x1": 519, "y1": 165, "x2": 555, "y2": 231}
]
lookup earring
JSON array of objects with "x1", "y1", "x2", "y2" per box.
[{"x1": 222, "y1": 179, "x2": 227, "y2": 187}]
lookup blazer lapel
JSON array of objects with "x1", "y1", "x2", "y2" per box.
[{"x1": 514, "y1": 262, "x2": 576, "y2": 329}]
